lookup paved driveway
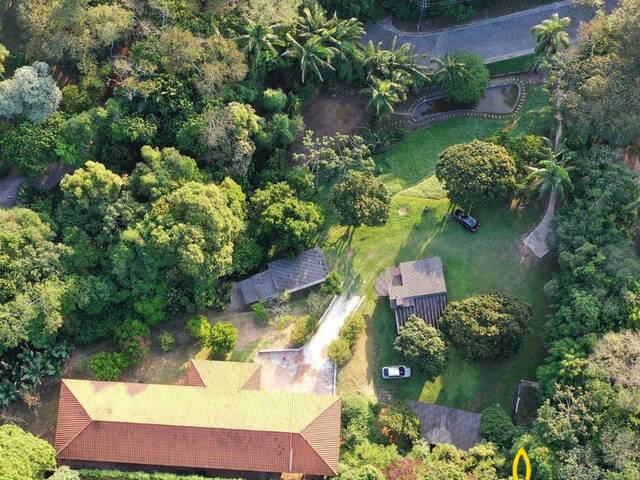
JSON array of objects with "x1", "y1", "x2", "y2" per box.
[{"x1": 363, "y1": 0, "x2": 616, "y2": 62}]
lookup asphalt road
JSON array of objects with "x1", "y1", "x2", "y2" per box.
[{"x1": 363, "y1": 0, "x2": 616, "y2": 63}]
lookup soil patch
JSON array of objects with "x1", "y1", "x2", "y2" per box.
[{"x1": 303, "y1": 87, "x2": 371, "y2": 138}]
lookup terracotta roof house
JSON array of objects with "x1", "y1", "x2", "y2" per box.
[
  {"x1": 54, "y1": 360, "x2": 341, "y2": 478},
  {"x1": 376, "y1": 257, "x2": 448, "y2": 333},
  {"x1": 237, "y1": 247, "x2": 329, "y2": 306}
]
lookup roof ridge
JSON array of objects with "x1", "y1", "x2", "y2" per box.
[
  {"x1": 55, "y1": 380, "x2": 93, "y2": 454},
  {"x1": 299, "y1": 397, "x2": 341, "y2": 475}
]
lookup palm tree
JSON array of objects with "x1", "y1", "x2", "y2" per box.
[
  {"x1": 431, "y1": 53, "x2": 468, "y2": 91},
  {"x1": 361, "y1": 38, "x2": 427, "y2": 85},
  {"x1": 283, "y1": 34, "x2": 337, "y2": 83},
  {"x1": 362, "y1": 77, "x2": 405, "y2": 117},
  {"x1": 235, "y1": 22, "x2": 281, "y2": 64},
  {"x1": 530, "y1": 13, "x2": 571, "y2": 60},
  {"x1": 522, "y1": 141, "x2": 573, "y2": 257}
]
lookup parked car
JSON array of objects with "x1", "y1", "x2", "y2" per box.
[
  {"x1": 451, "y1": 209, "x2": 479, "y2": 232},
  {"x1": 382, "y1": 365, "x2": 411, "y2": 379}
]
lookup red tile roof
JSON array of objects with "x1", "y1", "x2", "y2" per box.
[{"x1": 55, "y1": 361, "x2": 340, "y2": 476}]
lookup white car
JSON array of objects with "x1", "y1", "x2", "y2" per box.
[{"x1": 382, "y1": 365, "x2": 411, "y2": 379}]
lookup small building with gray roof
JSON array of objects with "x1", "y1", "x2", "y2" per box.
[
  {"x1": 376, "y1": 256, "x2": 448, "y2": 333},
  {"x1": 237, "y1": 247, "x2": 329, "y2": 306}
]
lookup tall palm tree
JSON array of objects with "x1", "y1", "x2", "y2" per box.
[
  {"x1": 522, "y1": 141, "x2": 573, "y2": 256},
  {"x1": 362, "y1": 77, "x2": 405, "y2": 117},
  {"x1": 235, "y1": 22, "x2": 281, "y2": 64},
  {"x1": 361, "y1": 38, "x2": 427, "y2": 84},
  {"x1": 530, "y1": 13, "x2": 571, "y2": 60},
  {"x1": 431, "y1": 53, "x2": 468, "y2": 91},
  {"x1": 283, "y1": 33, "x2": 337, "y2": 83}
]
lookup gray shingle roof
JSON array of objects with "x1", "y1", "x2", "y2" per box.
[
  {"x1": 376, "y1": 257, "x2": 448, "y2": 332},
  {"x1": 408, "y1": 401, "x2": 482, "y2": 451},
  {"x1": 238, "y1": 247, "x2": 329, "y2": 305}
]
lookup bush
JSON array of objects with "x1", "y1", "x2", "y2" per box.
[
  {"x1": 441, "y1": 52, "x2": 489, "y2": 104},
  {"x1": 158, "y1": 330, "x2": 175, "y2": 353},
  {"x1": 480, "y1": 404, "x2": 517, "y2": 448},
  {"x1": 377, "y1": 402, "x2": 422, "y2": 451},
  {"x1": 340, "y1": 465, "x2": 386, "y2": 480},
  {"x1": 341, "y1": 314, "x2": 366, "y2": 348},
  {"x1": 306, "y1": 291, "x2": 331, "y2": 320},
  {"x1": 440, "y1": 293, "x2": 532, "y2": 360},
  {"x1": 436, "y1": 140, "x2": 517, "y2": 209},
  {"x1": 208, "y1": 322, "x2": 238, "y2": 359},
  {"x1": 290, "y1": 315, "x2": 318, "y2": 348},
  {"x1": 89, "y1": 352, "x2": 129, "y2": 381},
  {"x1": 261, "y1": 88, "x2": 288, "y2": 113},
  {"x1": 0, "y1": 424, "x2": 57, "y2": 480},
  {"x1": 251, "y1": 300, "x2": 269, "y2": 326},
  {"x1": 328, "y1": 337, "x2": 352, "y2": 366},
  {"x1": 186, "y1": 315, "x2": 211, "y2": 345},
  {"x1": 115, "y1": 319, "x2": 151, "y2": 363},
  {"x1": 321, "y1": 270, "x2": 344, "y2": 295},
  {"x1": 321, "y1": 0, "x2": 375, "y2": 21},
  {"x1": 78, "y1": 469, "x2": 239, "y2": 480},
  {"x1": 393, "y1": 316, "x2": 447, "y2": 379},
  {"x1": 50, "y1": 466, "x2": 80, "y2": 480}
]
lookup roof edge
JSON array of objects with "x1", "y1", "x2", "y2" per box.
[{"x1": 55, "y1": 380, "x2": 93, "y2": 455}]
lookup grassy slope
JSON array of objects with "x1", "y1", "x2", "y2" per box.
[{"x1": 321, "y1": 87, "x2": 552, "y2": 411}]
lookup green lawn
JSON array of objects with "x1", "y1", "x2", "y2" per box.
[
  {"x1": 320, "y1": 88, "x2": 552, "y2": 411},
  {"x1": 487, "y1": 54, "x2": 537, "y2": 76}
]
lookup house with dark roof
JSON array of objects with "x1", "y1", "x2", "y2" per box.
[
  {"x1": 376, "y1": 256, "x2": 448, "y2": 333},
  {"x1": 408, "y1": 401, "x2": 482, "y2": 450},
  {"x1": 54, "y1": 360, "x2": 341, "y2": 478},
  {"x1": 237, "y1": 247, "x2": 329, "y2": 306}
]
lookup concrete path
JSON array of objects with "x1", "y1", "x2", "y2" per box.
[
  {"x1": 523, "y1": 191, "x2": 557, "y2": 258},
  {"x1": 0, "y1": 175, "x2": 25, "y2": 208},
  {"x1": 0, "y1": 164, "x2": 73, "y2": 209},
  {"x1": 363, "y1": 0, "x2": 616, "y2": 63}
]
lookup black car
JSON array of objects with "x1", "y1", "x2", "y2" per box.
[{"x1": 451, "y1": 209, "x2": 479, "y2": 232}]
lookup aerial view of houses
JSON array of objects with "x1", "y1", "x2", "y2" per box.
[{"x1": 1, "y1": 0, "x2": 638, "y2": 479}]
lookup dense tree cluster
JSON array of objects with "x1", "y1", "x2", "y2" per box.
[{"x1": 393, "y1": 316, "x2": 447, "y2": 379}]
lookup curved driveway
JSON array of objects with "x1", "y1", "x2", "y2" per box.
[{"x1": 363, "y1": 0, "x2": 616, "y2": 63}]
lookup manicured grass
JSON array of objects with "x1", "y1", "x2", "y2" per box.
[
  {"x1": 321, "y1": 91, "x2": 552, "y2": 411},
  {"x1": 487, "y1": 54, "x2": 537, "y2": 76}
]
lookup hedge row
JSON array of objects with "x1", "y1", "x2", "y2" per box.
[{"x1": 78, "y1": 469, "x2": 243, "y2": 480}]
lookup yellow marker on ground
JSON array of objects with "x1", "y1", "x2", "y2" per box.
[{"x1": 512, "y1": 447, "x2": 532, "y2": 480}]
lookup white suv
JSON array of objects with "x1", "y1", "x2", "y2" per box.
[{"x1": 382, "y1": 365, "x2": 411, "y2": 379}]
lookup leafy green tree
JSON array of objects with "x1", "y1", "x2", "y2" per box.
[
  {"x1": 208, "y1": 322, "x2": 238, "y2": 358},
  {"x1": 261, "y1": 88, "x2": 288, "y2": 113},
  {"x1": 433, "y1": 52, "x2": 489, "y2": 104},
  {"x1": 251, "y1": 182, "x2": 323, "y2": 257},
  {"x1": 0, "y1": 208, "x2": 68, "y2": 353},
  {"x1": 393, "y1": 316, "x2": 447, "y2": 378},
  {"x1": 340, "y1": 465, "x2": 386, "y2": 480},
  {"x1": 0, "y1": 117, "x2": 61, "y2": 177},
  {"x1": 440, "y1": 293, "x2": 531, "y2": 360},
  {"x1": 531, "y1": 13, "x2": 571, "y2": 60},
  {"x1": 0, "y1": 424, "x2": 56, "y2": 480},
  {"x1": 115, "y1": 319, "x2": 151, "y2": 363},
  {"x1": 331, "y1": 170, "x2": 390, "y2": 227},
  {"x1": 290, "y1": 315, "x2": 318, "y2": 347},
  {"x1": 436, "y1": 140, "x2": 517, "y2": 210},
  {"x1": 0, "y1": 43, "x2": 8, "y2": 77},
  {"x1": 130, "y1": 146, "x2": 202, "y2": 201},
  {"x1": 0, "y1": 62, "x2": 61, "y2": 123},
  {"x1": 186, "y1": 315, "x2": 212, "y2": 346},
  {"x1": 480, "y1": 404, "x2": 517, "y2": 448},
  {"x1": 377, "y1": 402, "x2": 421, "y2": 451},
  {"x1": 321, "y1": 0, "x2": 375, "y2": 21},
  {"x1": 328, "y1": 337, "x2": 352, "y2": 366}
]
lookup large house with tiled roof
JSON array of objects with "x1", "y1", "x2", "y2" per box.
[
  {"x1": 54, "y1": 360, "x2": 341, "y2": 478},
  {"x1": 376, "y1": 256, "x2": 448, "y2": 333}
]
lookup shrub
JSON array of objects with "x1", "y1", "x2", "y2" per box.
[
  {"x1": 269, "y1": 314, "x2": 294, "y2": 331},
  {"x1": 306, "y1": 291, "x2": 331, "y2": 320},
  {"x1": 78, "y1": 469, "x2": 239, "y2": 480},
  {"x1": 321, "y1": 270, "x2": 344, "y2": 295},
  {"x1": 158, "y1": 330, "x2": 175, "y2": 353},
  {"x1": 341, "y1": 314, "x2": 366, "y2": 348},
  {"x1": 208, "y1": 322, "x2": 238, "y2": 359},
  {"x1": 340, "y1": 465, "x2": 386, "y2": 480},
  {"x1": 480, "y1": 404, "x2": 517, "y2": 448},
  {"x1": 328, "y1": 337, "x2": 352, "y2": 366},
  {"x1": 321, "y1": 0, "x2": 375, "y2": 21},
  {"x1": 186, "y1": 315, "x2": 211, "y2": 345},
  {"x1": 0, "y1": 424, "x2": 56, "y2": 480},
  {"x1": 290, "y1": 315, "x2": 318, "y2": 348},
  {"x1": 251, "y1": 300, "x2": 269, "y2": 326},
  {"x1": 377, "y1": 402, "x2": 422, "y2": 451},
  {"x1": 436, "y1": 140, "x2": 517, "y2": 209},
  {"x1": 262, "y1": 88, "x2": 288, "y2": 113},
  {"x1": 115, "y1": 319, "x2": 151, "y2": 363},
  {"x1": 440, "y1": 293, "x2": 532, "y2": 360},
  {"x1": 441, "y1": 52, "x2": 489, "y2": 104},
  {"x1": 50, "y1": 466, "x2": 81, "y2": 480},
  {"x1": 89, "y1": 352, "x2": 129, "y2": 381},
  {"x1": 393, "y1": 316, "x2": 447, "y2": 379}
]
